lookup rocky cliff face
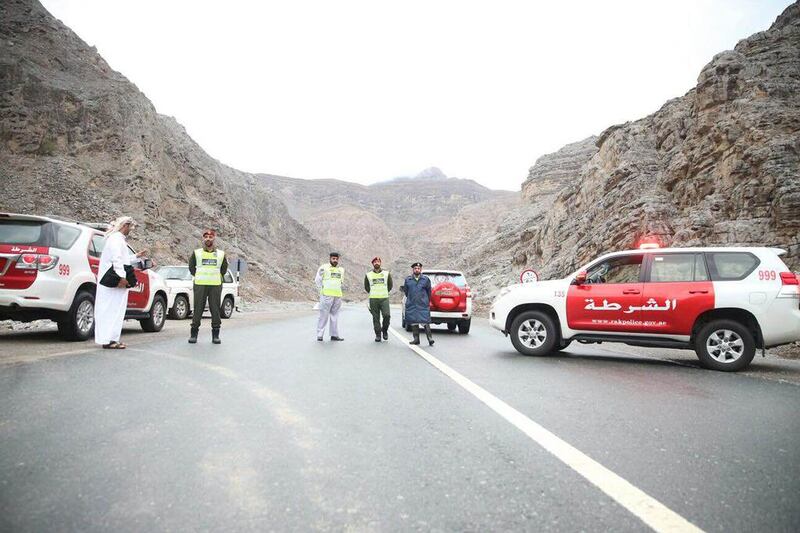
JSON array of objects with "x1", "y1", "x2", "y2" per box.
[
  {"x1": 0, "y1": 0, "x2": 353, "y2": 300},
  {"x1": 263, "y1": 173, "x2": 517, "y2": 277},
  {"x1": 467, "y1": 2, "x2": 800, "y2": 302}
]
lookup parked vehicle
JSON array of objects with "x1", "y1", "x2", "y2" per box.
[
  {"x1": 154, "y1": 265, "x2": 239, "y2": 320},
  {"x1": 402, "y1": 269, "x2": 473, "y2": 334},
  {"x1": 0, "y1": 213, "x2": 168, "y2": 341},
  {"x1": 490, "y1": 246, "x2": 800, "y2": 371}
]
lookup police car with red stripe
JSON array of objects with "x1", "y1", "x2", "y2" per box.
[
  {"x1": 490, "y1": 244, "x2": 800, "y2": 371},
  {"x1": 0, "y1": 213, "x2": 169, "y2": 341}
]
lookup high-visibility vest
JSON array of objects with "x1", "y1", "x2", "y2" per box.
[
  {"x1": 194, "y1": 249, "x2": 224, "y2": 286},
  {"x1": 366, "y1": 270, "x2": 389, "y2": 299},
  {"x1": 321, "y1": 264, "x2": 343, "y2": 297}
]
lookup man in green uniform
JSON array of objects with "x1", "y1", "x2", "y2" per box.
[
  {"x1": 188, "y1": 228, "x2": 228, "y2": 345},
  {"x1": 363, "y1": 256, "x2": 393, "y2": 342}
]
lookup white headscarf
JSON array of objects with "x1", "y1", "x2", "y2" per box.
[{"x1": 108, "y1": 216, "x2": 136, "y2": 234}]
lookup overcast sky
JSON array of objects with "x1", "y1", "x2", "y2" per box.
[{"x1": 42, "y1": 0, "x2": 792, "y2": 191}]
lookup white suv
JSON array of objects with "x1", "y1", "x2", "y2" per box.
[
  {"x1": 154, "y1": 265, "x2": 239, "y2": 320},
  {"x1": 0, "y1": 213, "x2": 169, "y2": 341},
  {"x1": 402, "y1": 269, "x2": 473, "y2": 334},
  {"x1": 490, "y1": 246, "x2": 800, "y2": 371}
]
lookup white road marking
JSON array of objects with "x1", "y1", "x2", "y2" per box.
[{"x1": 388, "y1": 326, "x2": 704, "y2": 533}]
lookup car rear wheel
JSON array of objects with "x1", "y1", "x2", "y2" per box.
[
  {"x1": 140, "y1": 295, "x2": 167, "y2": 332},
  {"x1": 58, "y1": 290, "x2": 95, "y2": 341},
  {"x1": 510, "y1": 311, "x2": 557, "y2": 356},
  {"x1": 220, "y1": 296, "x2": 234, "y2": 319},
  {"x1": 447, "y1": 323, "x2": 457, "y2": 332},
  {"x1": 169, "y1": 294, "x2": 189, "y2": 320},
  {"x1": 458, "y1": 319, "x2": 471, "y2": 334},
  {"x1": 694, "y1": 319, "x2": 756, "y2": 371}
]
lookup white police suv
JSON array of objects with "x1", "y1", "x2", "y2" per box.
[
  {"x1": 490, "y1": 246, "x2": 800, "y2": 371},
  {"x1": 0, "y1": 213, "x2": 169, "y2": 341}
]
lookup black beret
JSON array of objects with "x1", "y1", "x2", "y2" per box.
[
  {"x1": 411, "y1": 262, "x2": 422, "y2": 268},
  {"x1": 329, "y1": 252, "x2": 340, "y2": 257}
]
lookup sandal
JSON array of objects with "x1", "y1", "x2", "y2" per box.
[{"x1": 102, "y1": 341, "x2": 126, "y2": 350}]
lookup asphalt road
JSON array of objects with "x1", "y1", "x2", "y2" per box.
[{"x1": 1, "y1": 305, "x2": 798, "y2": 532}]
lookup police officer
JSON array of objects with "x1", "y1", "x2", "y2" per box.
[
  {"x1": 188, "y1": 228, "x2": 228, "y2": 344},
  {"x1": 364, "y1": 256, "x2": 393, "y2": 342},
  {"x1": 401, "y1": 262, "x2": 434, "y2": 346},
  {"x1": 315, "y1": 252, "x2": 344, "y2": 341}
]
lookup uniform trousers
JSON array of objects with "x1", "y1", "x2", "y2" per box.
[
  {"x1": 192, "y1": 284, "x2": 222, "y2": 329},
  {"x1": 368, "y1": 298, "x2": 390, "y2": 334}
]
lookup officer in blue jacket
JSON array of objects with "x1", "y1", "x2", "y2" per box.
[{"x1": 400, "y1": 262, "x2": 434, "y2": 346}]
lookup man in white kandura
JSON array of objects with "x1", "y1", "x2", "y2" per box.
[
  {"x1": 94, "y1": 216, "x2": 144, "y2": 349},
  {"x1": 315, "y1": 252, "x2": 345, "y2": 342}
]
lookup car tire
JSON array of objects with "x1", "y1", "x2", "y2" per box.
[
  {"x1": 220, "y1": 296, "x2": 234, "y2": 319},
  {"x1": 510, "y1": 310, "x2": 557, "y2": 356},
  {"x1": 694, "y1": 319, "x2": 756, "y2": 371},
  {"x1": 447, "y1": 323, "x2": 457, "y2": 332},
  {"x1": 140, "y1": 295, "x2": 167, "y2": 332},
  {"x1": 458, "y1": 319, "x2": 471, "y2": 334},
  {"x1": 169, "y1": 294, "x2": 190, "y2": 320},
  {"x1": 58, "y1": 290, "x2": 95, "y2": 341},
  {"x1": 556, "y1": 339, "x2": 572, "y2": 351}
]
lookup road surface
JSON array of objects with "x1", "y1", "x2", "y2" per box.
[{"x1": 1, "y1": 305, "x2": 798, "y2": 531}]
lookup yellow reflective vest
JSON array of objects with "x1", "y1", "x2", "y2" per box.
[
  {"x1": 366, "y1": 270, "x2": 390, "y2": 299},
  {"x1": 320, "y1": 264, "x2": 343, "y2": 297},
  {"x1": 194, "y1": 249, "x2": 225, "y2": 286}
]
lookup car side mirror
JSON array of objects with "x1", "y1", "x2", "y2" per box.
[
  {"x1": 574, "y1": 271, "x2": 587, "y2": 285},
  {"x1": 141, "y1": 258, "x2": 154, "y2": 271}
]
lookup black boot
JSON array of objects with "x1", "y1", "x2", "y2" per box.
[
  {"x1": 382, "y1": 328, "x2": 389, "y2": 341},
  {"x1": 375, "y1": 332, "x2": 382, "y2": 342},
  {"x1": 188, "y1": 327, "x2": 198, "y2": 344},
  {"x1": 410, "y1": 325, "x2": 420, "y2": 345},
  {"x1": 425, "y1": 325, "x2": 434, "y2": 346},
  {"x1": 212, "y1": 328, "x2": 221, "y2": 344}
]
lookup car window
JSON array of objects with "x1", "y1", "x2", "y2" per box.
[
  {"x1": 649, "y1": 254, "x2": 695, "y2": 282},
  {"x1": 53, "y1": 224, "x2": 81, "y2": 250},
  {"x1": 694, "y1": 254, "x2": 710, "y2": 281},
  {"x1": 586, "y1": 255, "x2": 643, "y2": 284},
  {"x1": 224, "y1": 270, "x2": 234, "y2": 283},
  {"x1": 425, "y1": 272, "x2": 467, "y2": 287},
  {"x1": 0, "y1": 220, "x2": 46, "y2": 245},
  {"x1": 89, "y1": 234, "x2": 105, "y2": 258},
  {"x1": 705, "y1": 252, "x2": 759, "y2": 281}
]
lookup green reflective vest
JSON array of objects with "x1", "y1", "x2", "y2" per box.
[
  {"x1": 321, "y1": 264, "x2": 343, "y2": 297},
  {"x1": 366, "y1": 270, "x2": 389, "y2": 299},
  {"x1": 194, "y1": 248, "x2": 224, "y2": 286}
]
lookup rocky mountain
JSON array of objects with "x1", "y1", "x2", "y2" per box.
[
  {"x1": 262, "y1": 172, "x2": 517, "y2": 278},
  {"x1": 0, "y1": 0, "x2": 361, "y2": 300},
  {"x1": 466, "y1": 2, "x2": 800, "y2": 303}
]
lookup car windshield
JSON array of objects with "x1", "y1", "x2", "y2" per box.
[
  {"x1": 426, "y1": 272, "x2": 467, "y2": 287},
  {"x1": 155, "y1": 266, "x2": 192, "y2": 280}
]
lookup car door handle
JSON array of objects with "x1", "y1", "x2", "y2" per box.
[
  {"x1": 622, "y1": 289, "x2": 640, "y2": 294},
  {"x1": 689, "y1": 290, "x2": 709, "y2": 294}
]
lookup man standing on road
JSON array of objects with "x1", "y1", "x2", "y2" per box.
[
  {"x1": 364, "y1": 256, "x2": 393, "y2": 342},
  {"x1": 188, "y1": 228, "x2": 228, "y2": 345},
  {"x1": 315, "y1": 252, "x2": 345, "y2": 342},
  {"x1": 401, "y1": 262, "x2": 434, "y2": 346},
  {"x1": 95, "y1": 216, "x2": 142, "y2": 349}
]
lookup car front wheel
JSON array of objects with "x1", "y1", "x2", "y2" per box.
[
  {"x1": 694, "y1": 319, "x2": 756, "y2": 371},
  {"x1": 220, "y1": 296, "x2": 234, "y2": 319},
  {"x1": 510, "y1": 311, "x2": 557, "y2": 356},
  {"x1": 169, "y1": 294, "x2": 190, "y2": 320},
  {"x1": 140, "y1": 295, "x2": 167, "y2": 332}
]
